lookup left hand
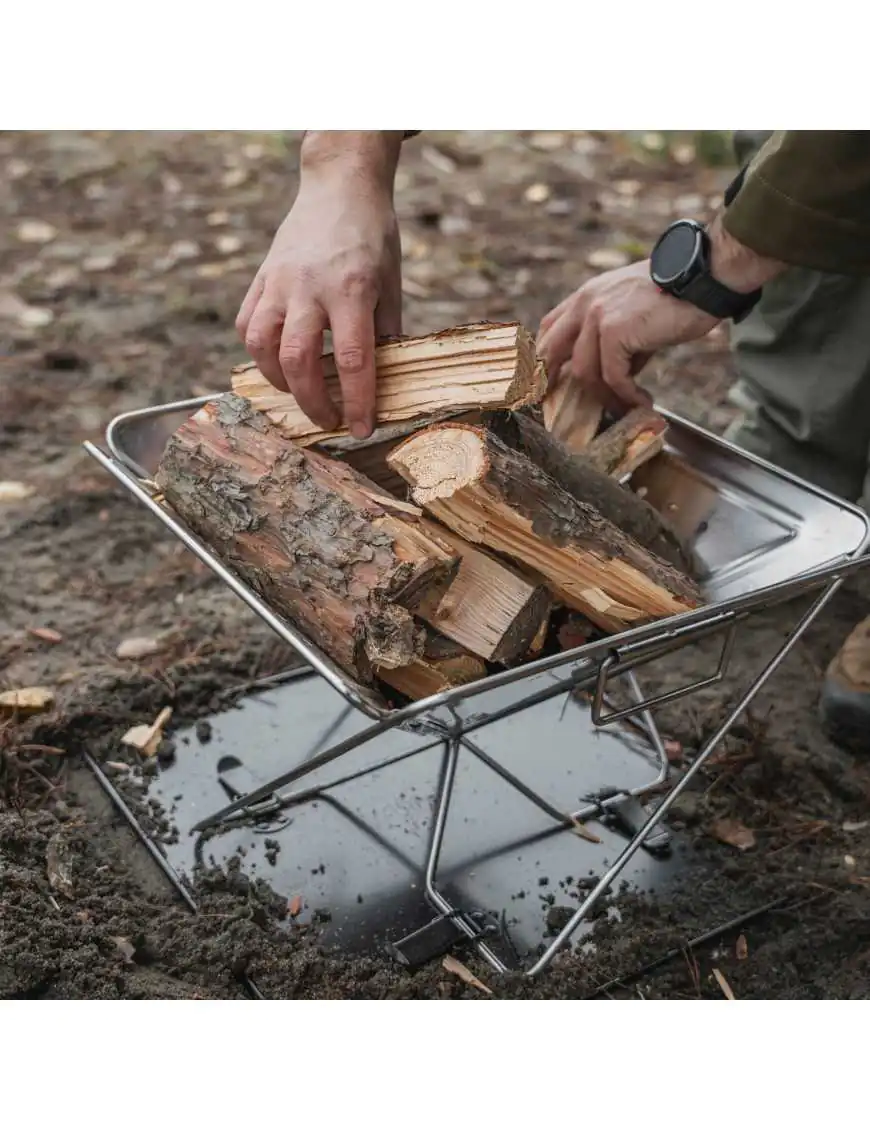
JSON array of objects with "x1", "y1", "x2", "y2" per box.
[{"x1": 537, "y1": 260, "x2": 721, "y2": 413}]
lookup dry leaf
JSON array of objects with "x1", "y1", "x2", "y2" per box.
[
  {"x1": 221, "y1": 167, "x2": 248, "y2": 189},
  {"x1": 664, "y1": 739, "x2": 684, "y2": 764},
  {"x1": 112, "y1": 937, "x2": 136, "y2": 964},
  {"x1": 712, "y1": 967, "x2": 736, "y2": 1000},
  {"x1": 843, "y1": 820, "x2": 869, "y2": 833},
  {"x1": 442, "y1": 955, "x2": 492, "y2": 995},
  {"x1": 46, "y1": 830, "x2": 74, "y2": 898},
  {"x1": 0, "y1": 480, "x2": 36, "y2": 503},
  {"x1": 28, "y1": 626, "x2": 63, "y2": 644},
  {"x1": 17, "y1": 219, "x2": 58, "y2": 244},
  {"x1": 17, "y1": 305, "x2": 54, "y2": 328},
  {"x1": 206, "y1": 209, "x2": 230, "y2": 227},
  {"x1": 288, "y1": 895, "x2": 303, "y2": 918},
  {"x1": 524, "y1": 182, "x2": 551, "y2": 204},
  {"x1": 735, "y1": 934, "x2": 748, "y2": 961},
  {"x1": 116, "y1": 635, "x2": 160, "y2": 661},
  {"x1": 0, "y1": 687, "x2": 55, "y2": 715},
  {"x1": 710, "y1": 817, "x2": 756, "y2": 852},
  {"x1": 586, "y1": 248, "x2": 630, "y2": 271},
  {"x1": 82, "y1": 252, "x2": 118, "y2": 272},
  {"x1": 421, "y1": 146, "x2": 457, "y2": 175}
]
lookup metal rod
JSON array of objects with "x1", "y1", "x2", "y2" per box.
[
  {"x1": 82, "y1": 751, "x2": 198, "y2": 912},
  {"x1": 423, "y1": 738, "x2": 510, "y2": 974},
  {"x1": 526, "y1": 579, "x2": 843, "y2": 977}
]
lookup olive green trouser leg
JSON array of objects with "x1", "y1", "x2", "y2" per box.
[{"x1": 726, "y1": 131, "x2": 870, "y2": 510}]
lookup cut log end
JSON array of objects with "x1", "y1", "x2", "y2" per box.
[{"x1": 389, "y1": 424, "x2": 489, "y2": 505}]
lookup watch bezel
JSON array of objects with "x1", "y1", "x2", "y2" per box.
[{"x1": 650, "y1": 219, "x2": 708, "y2": 293}]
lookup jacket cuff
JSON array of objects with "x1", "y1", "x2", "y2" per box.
[{"x1": 724, "y1": 172, "x2": 870, "y2": 276}]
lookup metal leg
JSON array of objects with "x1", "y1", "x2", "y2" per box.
[
  {"x1": 423, "y1": 736, "x2": 510, "y2": 974},
  {"x1": 525, "y1": 580, "x2": 842, "y2": 976}
]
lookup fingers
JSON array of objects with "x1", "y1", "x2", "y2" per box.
[
  {"x1": 242, "y1": 297, "x2": 288, "y2": 392},
  {"x1": 537, "y1": 295, "x2": 571, "y2": 340},
  {"x1": 278, "y1": 307, "x2": 339, "y2": 431},
  {"x1": 330, "y1": 295, "x2": 378, "y2": 439},
  {"x1": 599, "y1": 328, "x2": 652, "y2": 410},
  {"x1": 537, "y1": 305, "x2": 586, "y2": 382}
]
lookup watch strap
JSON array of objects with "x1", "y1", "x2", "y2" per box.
[{"x1": 678, "y1": 271, "x2": 762, "y2": 323}]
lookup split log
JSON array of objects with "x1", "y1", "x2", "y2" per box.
[
  {"x1": 387, "y1": 423, "x2": 703, "y2": 634},
  {"x1": 413, "y1": 525, "x2": 552, "y2": 663},
  {"x1": 324, "y1": 410, "x2": 483, "y2": 498},
  {"x1": 155, "y1": 395, "x2": 458, "y2": 684},
  {"x1": 378, "y1": 633, "x2": 487, "y2": 701},
  {"x1": 542, "y1": 373, "x2": 604, "y2": 452},
  {"x1": 585, "y1": 406, "x2": 668, "y2": 479},
  {"x1": 484, "y1": 410, "x2": 692, "y2": 574},
  {"x1": 230, "y1": 322, "x2": 545, "y2": 446}
]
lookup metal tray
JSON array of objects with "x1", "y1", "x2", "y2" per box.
[{"x1": 86, "y1": 393, "x2": 870, "y2": 724}]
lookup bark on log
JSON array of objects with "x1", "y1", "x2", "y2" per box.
[
  {"x1": 378, "y1": 632, "x2": 487, "y2": 701},
  {"x1": 585, "y1": 407, "x2": 668, "y2": 479},
  {"x1": 484, "y1": 410, "x2": 693, "y2": 574},
  {"x1": 387, "y1": 423, "x2": 703, "y2": 634},
  {"x1": 413, "y1": 524, "x2": 552, "y2": 662},
  {"x1": 230, "y1": 322, "x2": 545, "y2": 446},
  {"x1": 155, "y1": 395, "x2": 458, "y2": 684}
]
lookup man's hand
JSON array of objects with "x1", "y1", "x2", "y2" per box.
[
  {"x1": 236, "y1": 132, "x2": 405, "y2": 439},
  {"x1": 537, "y1": 213, "x2": 785, "y2": 414},
  {"x1": 537, "y1": 260, "x2": 720, "y2": 413}
]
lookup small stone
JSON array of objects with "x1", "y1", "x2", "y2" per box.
[
  {"x1": 844, "y1": 854, "x2": 857, "y2": 870},
  {"x1": 19, "y1": 305, "x2": 54, "y2": 329},
  {"x1": 195, "y1": 720, "x2": 213, "y2": 744},
  {"x1": 523, "y1": 182, "x2": 552, "y2": 204},
  {"x1": 214, "y1": 233, "x2": 242, "y2": 255},
  {"x1": 614, "y1": 179, "x2": 641, "y2": 197},
  {"x1": 161, "y1": 172, "x2": 183, "y2": 195},
  {"x1": 16, "y1": 219, "x2": 58, "y2": 244},
  {"x1": 0, "y1": 480, "x2": 36, "y2": 503},
  {"x1": 438, "y1": 215, "x2": 472, "y2": 237},
  {"x1": 82, "y1": 252, "x2": 118, "y2": 272},
  {"x1": 586, "y1": 247, "x2": 630, "y2": 271},
  {"x1": 206, "y1": 210, "x2": 230, "y2": 227},
  {"x1": 156, "y1": 738, "x2": 177, "y2": 766},
  {"x1": 221, "y1": 167, "x2": 248, "y2": 189},
  {"x1": 116, "y1": 636, "x2": 160, "y2": 661},
  {"x1": 168, "y1": 239, "x2": 200, "y2": 261},
  {"x1": 545, "y1": 905, "x2": 573, "y2": 933},
  {"x1": 84, "y1": 181, "x2": 108, "y2": 201}
]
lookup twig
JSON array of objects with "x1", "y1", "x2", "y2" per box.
[{"x1": 712, "y1": 967, "x2": 736, "y2": 1000}]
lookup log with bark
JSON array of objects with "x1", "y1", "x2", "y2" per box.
[
  {"x1": 387, "y1": 423, "x2": 703, "y2": 634},
  {"x1": 230, "y1": 322, "x2": 545, "y2": 446},
  {"x1": 154, "y1": 395, "x2": 459, "y2": 684},
  {"x1": 484, "y1": 409, "x2": 692, "y2": 573}
]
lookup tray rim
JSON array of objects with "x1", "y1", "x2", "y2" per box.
[{"x1": 88, "y1": 393, "x2": 870, "y2": 724}]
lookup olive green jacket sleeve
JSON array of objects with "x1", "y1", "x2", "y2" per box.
[{"x1": 723, "y1": 131, "x2": 870, "y2": 274}]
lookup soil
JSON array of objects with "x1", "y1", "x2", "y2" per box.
[{"x1": 3, "y1": 130, "x2": 870, "y2": 1000}]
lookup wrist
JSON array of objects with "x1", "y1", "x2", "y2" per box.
[
  {"x1": 707, "y1": 211, "x2": 785, "y2": 293},
  {"x1": 300, "y1": 131, "x2": 403, "y2": 196}
]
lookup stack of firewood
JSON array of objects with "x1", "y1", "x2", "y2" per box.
[{"x1": 155, "y1": 322, "x2": 702, "y2": 702}]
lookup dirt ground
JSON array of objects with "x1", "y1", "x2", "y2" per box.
[{"x1": 3, "y1": 130, "x2": 870, "y2": 1000}]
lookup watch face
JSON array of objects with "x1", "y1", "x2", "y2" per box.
[{"x1": 651, "y1": 221, "x2": 703, "y2": 288}]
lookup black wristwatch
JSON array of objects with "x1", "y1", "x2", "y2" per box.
[{"x1": 649, "y1": 219, "x2": 762, "y2": 323}]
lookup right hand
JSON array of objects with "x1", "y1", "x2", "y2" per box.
[{"x1": 236, "y1": 136, "x2": 403, "y2": 439}]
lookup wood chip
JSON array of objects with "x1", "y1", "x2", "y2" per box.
[
  {"x1": 121, "y1": 706, "x2": 172, "y2": 757},
  {"x1": 28, "y1": 626, "x2": 63, "y2": 644},
  {"x1": 710, "y1": 817, "x2": 756, "y2": 852},
  {"x1": 288, "y1": 895, "x2": 303, "y2": 918},
  {"x1": 664, "y1": 739, "x2": 684, "y2": 764},
  {"x1": 46, "y1": 830, "x2": 74, "y2": 898},
  {"x1": 0, "y1": 687, "x2": 55, "y2": 715},
  {"x1": 442, "y1": 954, "x2": 492, "y2": 995},
  {"x1": 112, "y1": 937, "x2": 136, "y2": 964},
  {"x1": 0, "y1": 480, "x2": 36, "y2": 503},
  {"x1": 116, "y1": 635, "x2": 160, "y2": 661},
  {"x1": 735, "y1": 934, "x2": 748, "y2": 961},
  {"x1": 712, "y1": 967, "x2": 736, "y2": 999},
  {"x1": 571, "y1": 818, "x2": 601, "y2": 844}
]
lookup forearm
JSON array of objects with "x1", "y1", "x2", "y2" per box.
[{"x1": 300, "y1": 131, "x2": 406, "y2": 194}]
